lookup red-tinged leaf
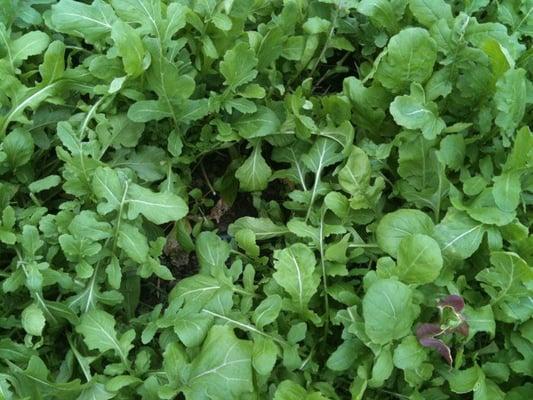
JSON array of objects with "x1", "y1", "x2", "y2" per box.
[
  {"x1": 419, "y1": 337, "x2": 453, "y2": 365},
  {"x1": 438, "y1": 295, "x2": 465, "y2": 312},
  {"x1": 416, "y1": 323, "x2": 443, "y2": 339},
  {"x1": 455, "y1": 321, "x2": 469, "y2": 337}
]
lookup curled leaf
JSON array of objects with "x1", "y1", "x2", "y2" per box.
[
  {"x1": 418, "y1": 337, "x2": 452, "y2": 365},
  {"x1": 438, "y1": 295, "x2": 465, "y2": 313}
]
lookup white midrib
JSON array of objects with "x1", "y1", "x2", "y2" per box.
[
  {"x1": 128, "y1": 198, "x2": 180, "y2": 209},
  {"x1": 289, "y1": 252, "x2": 304, "y2": 308},
  {"x1": 179, "y1": 285, "x2": 220, "y2": 297},
  {"x1": 2, "y1": 83, "x2": 59, "y2": 134},
  {"x1": 61, "y1": 13, "x2": 112, "y2": 29},
  {"x1": 89, "y1": 315, "x2": 126, "y2": 361},
  {"x1": 442, "y1": 224, "x2": 482, "y2": 250}
]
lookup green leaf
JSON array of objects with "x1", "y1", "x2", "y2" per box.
[
  {"x1": 105, "y1": 375, "x2": 141, "y2": 392},
  {"x1": 28, "y1": 175, "x2": 61, "y2": 193},
  {"x1": 235, "y1": 106, "x2": 281, "y2": 139},
  {"x1": 409, "y1": 0, "x2": 453, "y2": 28},
  {"x1": 228, "y1": 217, "x2": 289, "y2": 240},
  {"x1": 111, "y1": 20, "x2": 146, "y2": 77},
  {"x1": 327, "y1": 339, "x2": 360, "y2": 371},
  {"x1": 302, "y1": 16, "x2": 330, "y2": 34},
  {"x1": 434, "y1": 209, "x2": 485, "y2": 260},
  {"x1": 492, "y1": 171, "x2": 521, "y2": 212},
  {"x1": 145, "y1": 44, "x2": 195, "y2": 101},
  {"x1": 235, "y1": 144, "x2": 272, "y2": 192},
  {"x1": 39, "y1": 40, "x2": 65, "y2": 85},
  {"x1": 170, "y1": 274, "x2": 231, "y2": 313},
  {"x1": 338, "y1": 146, "x2": 371, "y2": 194},
  {"x1": 369, "y1": 346, "x2": 393, "y2": 387},
  {"x1": 127, "y1": 100, "x2": 172, "y2": 123},
  {"x1": 252, "y1": 336, "x2": 278, "y2": 376},
  {"x1": 494, "y1": 68, "x2": 527, "y2": 138},
  {"x1": 127, "y1": 183, "x2": 188, "y2": 225},
  {"x1": 396, "y1": 234, "x2": 443, "y2": 284},
  {"x1": 105, "y1": 256, "x2": 122, "y2": 290},
  {"x1": 196, "y1": 231, "x2": 231, "y2": 274},
  {"x1": 252, "y1": 295, "x2": 282, "y2": 329},
  {"x1": 220, "y1": 42, "x2": 258, "y2": 90},
  {"x1": 21, "y1": 303, "x2": 45, "y2": 336},
  {"x1": 92, "y1": 167, "x2": 127, "y2": 215},
  {"x1": 173, "y1": 310, "x2": 212, "y2": 347},
  {"x1": 117, "y1": 223, "x2": 149, "y2": 263},
  {"x1": 75, "y1": 309, "x2": 132, "y2": 363},
  {"x1": 302, "y1": 138, "x2": 343, "y2": 173},
  {"x1": 47, "y1": 0, "x2": 116, "y2": 43},
  {"x1": 357, "y1": 0, "x2": 399, "y2": 33},
  {"x1": 438, "y1": 134, "x2": 465, "y2": 171},
  {"x1": 78, "y1": 383, "x2": 114, "y2": 400},
  {"x1": 110, "y1": 0, "x2": 162, "y2": 37},
  {"x1": 235, "y1": 228, "x2": 260, "y2": 257},
  {"x1": 464, "y1": 305, "x2": 495, "y2": 339},
  {"x1": 481, "y1": 38, "x2": 514, "y2": 79},
  {"x1": 376, "y1": 27, "x2": 437, "y2": 92},
  {"x1": 393, "y1": 335, "x2": 426, "y2": 370},
  {"x1": 187, "y1": 325, "x2": 253, "y2": 399},
  {"x1": 447, "y1": 365, "x2": 484, "y2": 394},
  {"x1": 287, "y1": 218, "x2": 320, "y2": 243},
  {"x1": 390, "y1": 83, "x2": 445, "y2": 139},
  {"x1": 4, "y1": 30, "x2": 49, "y2": 68},
  {"x1": 273, "y1": 243, "x2": 320, "y2": 311},
  {"x1": 476, "y1": 252, "x2": 533, "y2": 322},
  {"x1": 273, "y1": 380, "x2": 329, "y2": 399},
  {"x1": 2, "y1": 128, "x2": 34, "y2": 168},
  {"x1": 363, "y1": 279, "x2": 416, "y2": 344},
  {"x1": 376, "y1": 209, "x2": 434, "y2": 257},
  {"x1": 68, "y1": 210, "x2": 112, "y2": 241}
]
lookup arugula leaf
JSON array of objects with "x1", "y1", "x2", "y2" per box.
[
  {"x1": 376, "y1": 209, "x2": 435, "y2": 257},
  {"x1": 220, "y1": 42, "x2": 258, "y2": 90},
  {"x1": 273, "y1": 243, "x2": 320, "y2": 312},
  {"x1": 111, "y1": 20, "x2": 146, "y2": 77},
  {"x1": 376, "y1": 27, "x2": 438, "y2": 92},
  {"x1": 0, "y1": 1, "x2": 531, "y2": 398},
  {"x1": 235, "y1": 144, "x2": 272, "y2": 192},
  {"x1": 127, "y1": 183, "x2": 188, "y2": 225},
  {"x1": 396, "y1": 233, "x2": 443, "y2": 284},
  {"x1": 47, "y1": 0, "x2": 116, "y2": 43},
  {"x1": 75, "y1": 309, "x2": 133, "y2": 365},
  {"x1": 186, "y1": 326, "x2": 253, "y2": 399},
  {"x1": 390, "y1": 83, "x2": 445, "y2": 139}
]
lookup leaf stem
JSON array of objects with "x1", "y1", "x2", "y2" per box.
[
  {"x1": 348, "y1": 243, "x2": 379, "y2": 248},
  {"x1": 318, "y1": 208, "x2": 330, "y2": 343},
  {"x1": 305, "y1": 167, "x2": 322, "y2": 222},
  {"x1": 111, "y1": 181, "x2": 129, "y2": 255},
  {"x1": 202, "y1": 309, "x2": 287, "y2": 345},
  {"x1": 201, "y1": 159, "x2": 216, "y2": 196},
  {"x1": 308, "y1": 4, "x2": 340, "y2": 79}
]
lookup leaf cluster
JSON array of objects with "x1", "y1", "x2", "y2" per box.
[{"x1": 0, "y1": 0, "x2": 532, "y2": 399}]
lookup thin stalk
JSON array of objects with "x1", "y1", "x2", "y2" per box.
[
  {"x1": 288, "y1": 2, "x2": 341, "y2": 88},
  {"x1": 305, "y1": 167, "x2": 322, "y2": 222},
  {"x1": 308, "y1": 5, "x2": 340, "y2": 79},
  {"x1": 200, "y1": 160, "x2": 216, "y2": 196},
  {"x1": 111, "y1": 181, "x2": 129, "y2": 254},
  {"x1": 202, "y1": 309, "x2": 287, "y2": 345},
  {"x1": 318, "y1": 208, "x2": 330, "y2": 342},
  {"x1": 348, "y1": 243, "x2": 379, "y2": 248}
]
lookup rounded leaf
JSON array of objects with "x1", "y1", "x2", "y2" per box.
[
  {"x1": 376, "y1": 209, "x2": 434, "y2": 257},
  {"x1": 363, "y1": 279, "x2": 416, "y2": 344},
  {"x1": 397, "y1": 234, "x2": 443, "y2": 284},
  {"x1": 22, "y1": 304, "x2": 45, "y2": 336}
]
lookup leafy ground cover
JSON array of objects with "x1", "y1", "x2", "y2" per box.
[{"x1": 0, "y1": 0, "x2": 532, "y2": 399}]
